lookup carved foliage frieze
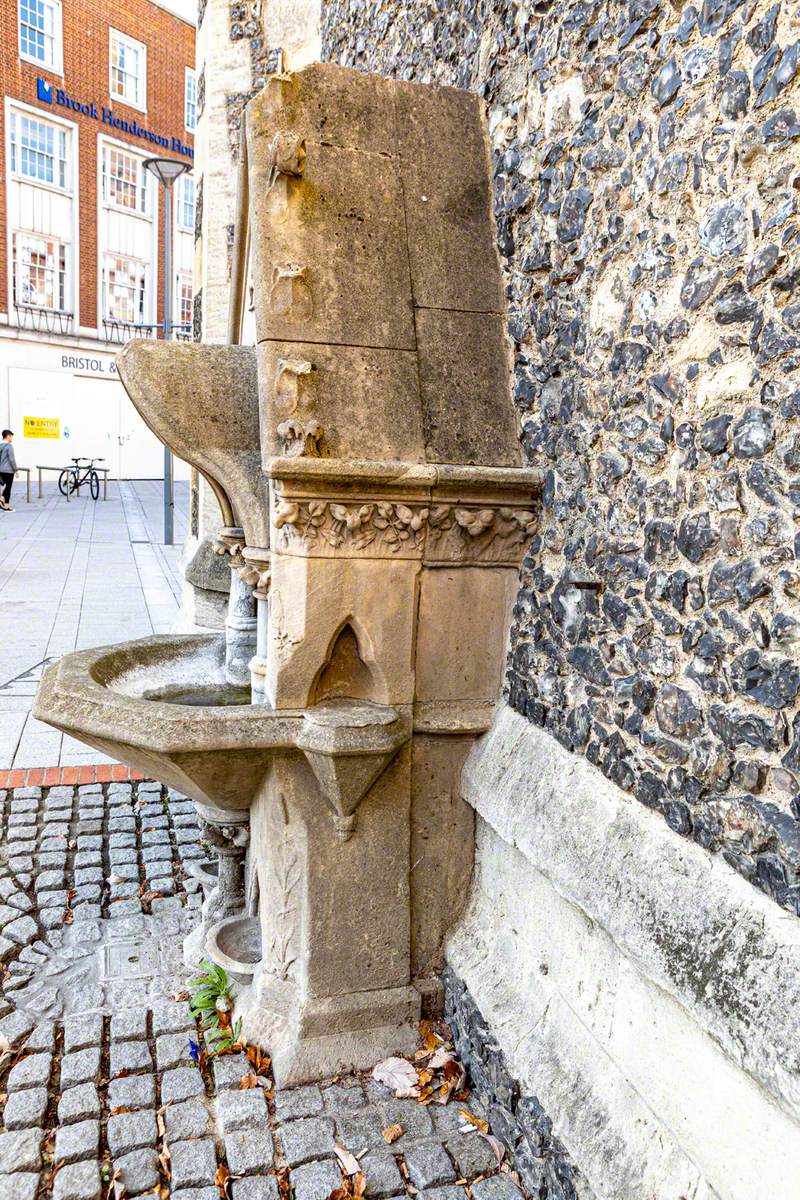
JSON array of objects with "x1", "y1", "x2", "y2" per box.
[{"x1": 273, "y1": 498, "x2": 537, "y2": 563}]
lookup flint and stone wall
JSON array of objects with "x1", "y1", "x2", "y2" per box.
[
  {"x1": 322, "y1": 0, "x2": 800, "y2": 915},
  {"x1": 319, "y1": 1, "x2": 800, "y2": 1194}
]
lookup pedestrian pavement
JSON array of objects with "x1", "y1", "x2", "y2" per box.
[{"x1": 0, "y1": 479, "x2": 189, "y2": 770}]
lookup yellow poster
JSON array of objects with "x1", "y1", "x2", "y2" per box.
[{"x1": 24, "y1": 416, "x2": 60, "y2": 439}]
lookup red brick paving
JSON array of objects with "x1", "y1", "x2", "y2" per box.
[{"x1": 0, "y1": 765, "x2": 145, "y2": 789}]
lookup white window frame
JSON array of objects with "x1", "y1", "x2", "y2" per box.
[
  {"x1": 100, "y1": 142, "x2": 150, "y2": 216},
  {"x1": 96, "y1": 133, "x2": 158, "y2": 335},
  {"x1": 4, "y1": 97, "x2": 79, "y2": 330},
  {"x1": 175, "y1": 173, "x2": 194, "y2": 233},
  {"x1": 101, "y1": 252, "x2": 150, "y2": 326},
  {"x1": 174, "y1": 271, "x2": 193, "y2": 338},
  {"x1": 12, "y1": 230, "x2": 69, "y2": 312},
  {"x1": 109, "y1": 28, "x2": 147, "y2": 113},
  {"x1": 185, "y1": 67, "x2": 197, "y2": 132},
  {"x1": 18, "y1": 0, "x2": 63, "y2": 75},
  {"x1": 9, "y1": 108, "x2": 71, "y2": 194}
]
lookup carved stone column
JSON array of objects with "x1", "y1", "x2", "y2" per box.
[
  {"x1": 197, "y1": 806, "x2": 250, "y2": 931},
  {"x1": 215, "y1": 527, "x2": 258, "y2": 687},
  {"x1": 240, "y1": 547, "x2": 271, "y2": 702}
]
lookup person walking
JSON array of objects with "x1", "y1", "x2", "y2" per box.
[{"x1": 0, "y1": 430, "x2": 17, "y2": 512}]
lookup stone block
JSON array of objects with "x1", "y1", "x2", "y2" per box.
[
  {"x1": 0, "y1": 1128, "x2": 42, "y2": 1172},
  {"x1": 60, "y1": 1048, "x2": 100, "y2": 1089},
  {"x1": 52, "y1": 1161, "x2": 101, "y2": 1200},
  {"x1": 335, "y1": 1109, "x2": 388, "y2": 1151},
  {"x1": 7, "y1": 1053, "x2": 52, "y2": 1091},
  {"x1": 403, "y1": 1143, "x2": 456, "y2": 1190},
  {"x1": 54, "y1": 1120, "x2": 99, "y2": 1165},
  {"x1": 161, "y1": 1066, "x2": 206, "y2": 1103},
  {"x1": 0, "y1": 1174, "x2": 38, "y2": 1200},
  {"x1": 212, "y1": 1052, "x2": 251, "y2": 1091},
  {"x1": 358, "y1": 1151, "x2": 404, "y2": 1198},
  {"x1": 107, "y1": 1074, "x2": 156, "y2": 1111},
  {"x1": 394, "y1": 81, "x2": 503, "y2": 315},
  {"x1": 58, "y1": 1084, "x2": 101, "y2": 1125},
  {"x1": 247, "y1": 138, "x2": 416, "y2": 353},
  {"x1": 114, "y1": 1149, "x2": 160, "y2": 1195},
  {"x1": 151, "y1": 1000, "x2": 193, "y2": 1036},
  {"x1": 169, "y1": 1138, "x2": 218, "y2": 1190},
  {"x1": 280, "y1": 1117, "x2": 336, "y2": 1167},
  {"x1": 156, "y1": 1031, "x2": 194, "y2": 1070},
  {"x1": 470, "y1": 1178, "x2": 524, "y2": 1200},
  {"x1": 3, "y1": 1087, "x2": 48, "y2": 1129},
  {"x1": 63, "y1": 1014, "x2": 103, "y2": 1054},
  {"x1": 445, "y1": 1134, "x2": 499, "y2": 1180},
  {"x1": 224, "y1": 1129, "x2": 275, "y2": 1175},
  {"x1": 233, "y1": 1180, "x2": 280, "y2": 1200},
  {"x1": 165, "y1": 1098, "x2": 210, "y2": 1140},
  {"x1": 107, "y1": 1111, "x2": 157, "y2": 1156},
  {"x1": 217, "y1": 1087, "x2": 269, "y2": 1133},
  {"x1": 275, "y1": 1086, "x2": 324, "y2": 1121},
  {"x1": 110, "y1": 1040, "x2": 153, "y2": 1076},
  {"x1": 415, "y1": 310, "x2": 517, "y2": 468},
  {"x1": 110, "y1": 1010, "x2": 148, "y2": 1042},
  {"x1": 291, "y1": 1157, "x2": 342, "y2": 1200},
  {"x1": 322, "y1": 1083, "x2": 365, "y2": 1111},
  {"x1": 257, "y1": 341, "x2": 423, "y2": 464}
]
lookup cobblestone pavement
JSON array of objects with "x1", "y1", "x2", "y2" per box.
[{"x1": 0, "y1": 781, "x2": 524, "y2": 1200}]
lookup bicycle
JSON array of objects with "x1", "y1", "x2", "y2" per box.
[{"x1": 58, "y1": 457, "x2": 105, "y2": 500}]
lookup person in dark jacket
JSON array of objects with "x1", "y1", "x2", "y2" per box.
[{"x1": 0, "y1": 430, "x2": 17, "y2": 511}]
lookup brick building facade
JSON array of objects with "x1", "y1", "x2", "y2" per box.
[{"x1": 0, "y1": 0, "x2": 195, "y2": 477}]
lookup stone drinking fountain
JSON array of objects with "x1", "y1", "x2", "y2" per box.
[{"x1": 34, "y1": 63, "x2": 539, "y2": 1084}]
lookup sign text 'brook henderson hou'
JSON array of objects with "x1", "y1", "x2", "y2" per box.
[{"x1": 36, "y1": 78, "x2": 194, "y2": 159}]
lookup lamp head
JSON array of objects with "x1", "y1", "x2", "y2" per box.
[{"x1": 143, "y1": 157, "x2": 191, "y2": 188}]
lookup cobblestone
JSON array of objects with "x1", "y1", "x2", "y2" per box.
[
  {"x1": 114, "y1": 1148, "x2": 160, "y2": 1194},
  {"x1": 217, "y1": 1087, "x2": 269, "y2": 1133},
  {"x1": 58, "y1": 1085, "x2": 101, "y2": 1125},
  {"x1": 54, "y1": 1119, "x2": 100, "y2": 1165},
  {"x1": 403, "y1": 1143, "x2": 456, "y2": 1190},
  {"x1": 225, "y1": 1128, "x2": 275, "y2": 1175},
  {"x1": 0, "y1": 783, "x2": 508, "y2": 1200},
  {"x1": 52, "y1": 1160, "x2": 102, "y2": 1200},
  {"x1": 169, "y1": 1137, "x2": 218, "y2": 1189},
  {"x1": 2, "y1": 1086, "x2": 48, "y2": 1128},
  {"x1": 107, "y1": 1110, "x2": 157, "y2": 1156},
  {"x1": 291, "y1": 1157, "x2": 343, "y2": 1200},
  {"x1": 280, "y1": 1116, "x2": 336, "y2": 1166}
]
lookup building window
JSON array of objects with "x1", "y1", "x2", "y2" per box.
[
  {"x1": 110, "y1": 30, "x2": 146, "y2": 111},
  {"x1": 10, "y1": 111, "x2": 69, "y2": 189},
  {"x1": 176, "y1": 274, "x2": 193, "y2": 336},
  {"x1": 176, "y1": 174, "x2": 194, "y2": 232},
  {"x1": 102, "y1": 254, "x2": 147, "y2": 324},
  {"x1": 185, "y1": 68, "x2": 197, "y2": 131},
  {"x1": 102, "y1": 145, "x2": 148, "y2": 213},
  {"x1": 13, "y1": 232, "x2": 68, "y2": 311},
  {"x1": 19, "y1": 0, "x2": 62, "y2": 71}
]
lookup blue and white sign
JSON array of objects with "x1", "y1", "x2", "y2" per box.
[{"x1": 36, "y1": 78, "x2": 193, "y2": 159}]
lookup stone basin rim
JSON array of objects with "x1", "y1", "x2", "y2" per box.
[{"x1": 33, "y1": 633, "x2": 412, "y2": 755}]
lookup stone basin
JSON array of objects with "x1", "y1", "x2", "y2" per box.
[{"x1": 34, "y1": 633, "x2": 301, "y2": 812}]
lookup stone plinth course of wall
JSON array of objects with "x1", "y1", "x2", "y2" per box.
[{"x1": 322, "y1": 0, "x2": 800, "y2": 915}]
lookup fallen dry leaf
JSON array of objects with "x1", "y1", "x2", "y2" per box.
[
  {"x1": 458, "y1": 1108, "x2": 489, "y2": 1134},
  {"x1": 215, "y1": 1163, "x2": 231, "y2": 1198},
  {"x1": 382, "y1": 1123, "x2": 403, "y2": 1145},
  {"x1": 240, "y1": 1074, "x2": 258, "y2": 1090},
  {"x1": 372, "y1": 1056, "x2": 419, "y2": 1095},
  {"x1": 478, "y1": 1132, "x2": 505, "y2": 1164},
  {"x1": 334, "y1": 1145, "x2": 361, "y2": 1176}
]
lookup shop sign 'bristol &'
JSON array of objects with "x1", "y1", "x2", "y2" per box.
[{"x1": 36, "y1": 78, "x2": 194, "y2": 160}]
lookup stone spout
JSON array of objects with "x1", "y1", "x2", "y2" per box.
[{"x1": 116, "y1": 341, "x2": 270, "y2": 550}]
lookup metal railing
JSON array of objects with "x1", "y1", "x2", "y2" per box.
[
  {"x1": 13, "y1": 303, "x2": 74, "y2": 335},
  {"x1": 102, "y1": 319, "x2": 193, "y2": 344}
]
